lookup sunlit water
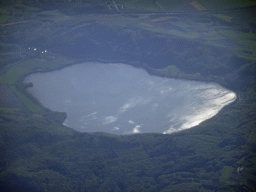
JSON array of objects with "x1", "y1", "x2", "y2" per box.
[{"x1": 24, "y1": 63, "x2": 236, "y2": 134}]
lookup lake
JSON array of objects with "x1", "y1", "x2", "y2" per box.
[{"x1": 24, "y1": 63, "x2": 236, "y2": 134}]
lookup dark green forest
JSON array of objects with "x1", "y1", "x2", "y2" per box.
[{"x1": 0, "y1": 0, "x2": 256, "y2": 191}]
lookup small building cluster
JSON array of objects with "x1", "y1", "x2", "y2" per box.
[{"x1": 237, "y1": 166, "x2": 244, "y2": 174}]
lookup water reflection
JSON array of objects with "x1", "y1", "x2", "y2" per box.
[{"x1": 24, "y1": 63, "x2": 236, "y2": 134}]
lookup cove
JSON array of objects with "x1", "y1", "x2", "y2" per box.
[{"x1": 24, "y1": 63, "x2": 236, "y2": 135}]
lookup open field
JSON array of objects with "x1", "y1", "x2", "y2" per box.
[
  {"x1": 198, "y1": 0, "x2": 256, "y2": 10},
  {"x1": 0, "y1": 55, "x2": 73, "y2": 84},
  {"x1": 10, "y1": 85, "x2": 45, "y2": 113}
]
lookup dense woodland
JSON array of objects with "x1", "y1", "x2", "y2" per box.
[{"x1": 0, "y1": 0, "x2": 256, "y2": 191}]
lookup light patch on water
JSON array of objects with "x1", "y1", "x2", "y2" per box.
[
  {"x1": 159, "y1": 86, "x2": 174, "y2": 94},
  {"x1": 104, "y1": 116, "x2": 118, "y2": 125},
  {"x1": 91, "y1": 116, "x2": 97, "y2": 120},
  {"x1": 87, "y1": 112, "x2": 97, "y2": 117},
  {"x1": 132, "y1": 125, "x2": 141, "y2": 134},
  {"x1": 120, "y1": 96, "x2": 152, "y2": 112},
  {"x1": 113, "y1": 127, "x2": 120, "y2": 130},
  {"x1": 180, "y1": 108, "x2": 219, "y2": 129},
  {"x1": 129, "y1": 120, "x2": 135, "y2": 124},
  {"x1": 63, "y1": 122, "x2": 69, "y2": 127},
  {"x1": 79, "y1": 112, "x2": 97, "y2": 122},
  {"x1": 169, "y1": 117, "x2": 176, "y2": 122},
  {"x1": 164, "y1": 88, "x2": 236, "y2": 134}
]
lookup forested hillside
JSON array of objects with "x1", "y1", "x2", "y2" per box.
[{"x1": 0, "y1": 0, "x2": 256, "y2": 191}]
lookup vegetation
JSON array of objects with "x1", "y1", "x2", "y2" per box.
[{"x1": 0, "y1": 0, "x2": 256, "y2": 191}]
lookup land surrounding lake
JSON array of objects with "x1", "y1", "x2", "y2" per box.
[
  {"x1": 0, "y1": 1, "x2": 256, "y2": 192},
  {"x1": 0, "y1": 84, "x2": 26, "y2": 110},
  {"x1": 25, "y1": 63, "x2": 236, "y2": 134}
]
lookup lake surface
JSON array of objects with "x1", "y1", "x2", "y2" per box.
[{"x1": 24, "y1": 63, "x2": 236, "y2": 134}]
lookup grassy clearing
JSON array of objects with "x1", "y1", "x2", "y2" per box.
[
  {"x1": 40, "y1": 10, "x2": 64, "y2": 17},
  {"x1": 237, "y1": 44, "x2": 256, "y2": 60},
  {"x1": 214, "y1": 14, "x2": 233, "y2": 22},
  {"x1": 238, "y1": 53, "x2": 256, "y2": 61},
  {"x1": 121, "y1": 0, "x2": 256, "y2": 12},
  {"x1": 121, "y1": 0, "x2": 183, "y2": 12},
  {"x1": 172, "y1": 21, "x2": 191, "y2": 28},
  {"x1": 220, "y1": 166, "x2": 235, "y2": 184},
  {"x1": 124, "y1": 0, "x2": 159, "y2": 11},
  {"x1": 0, "y1": 7, "x2": 11, "y2": 25},
  {"x1": 158, "y1": 0, "x2": 184, "y2": 11},
  {"x1": 250, "y1": 157, "x2": 256, "y2": 164},
  {"x1": 0, "y1": 62, "x2": 31, "y2": 84},
  {"x1": 237, "y1": 156, "x2": 254, "y2": 167},
  {"x1": 204, "y1": 30, "x2": 225, "y2": 41},
  {"x1": 217, "y1": 28, "x2": 246, "y2": 40},
  {"x1": 204, "y1": 41, "x2": 226, "y2": 48},
  {"x1": 151, "y1": 17, "x2": 171, "y2": 23},
  {"x1": 198, "y1": 0, "x2": 256, "y2": 10},
  {"x1": 40, "y1": 10, "x2": 70, "y2": 23},
  {"x1": 0, "y1": 108, "x2": 12, "y2": 111},
  {"x1": 0, "y1": 55, "x2": 72, "y2": 112},
  {"x1": 213, "y1": 29, "x2": 256, "y2": 60},
  {"x1": 190, "y1": 0, "x2": 206, "y2": 11},
  {"x1": 10, "y1": 86, "x2": 45, "y2": 114},
  {"x1": 155, "y1": 1, "x2": 165, "y2": 10},
  {"x1": 12, "y1": 3, "x2": 40, "y2": 13},
  {"x1": 0, "y1": 59, "x2": 39, "y2": 84},
  {"x1": 167, "y1": 29, "x2": 199, "y2": 39},
  {"x1": 0, "y1": 56, "x2": 73, "y2": 84},
  {"x1": 157, "y1": 65, "x2": 182, "y2": 76},
  {"x1": 140, "y1": 22, "x2": 200, "y2": 39},
  {"x1": 0, "y1": 3, "x2": 40, "y2": 25}
]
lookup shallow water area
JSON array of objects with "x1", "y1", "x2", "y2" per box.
[{"x1": 24, "y1": 63, "x2": 236, "y2": 134}]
